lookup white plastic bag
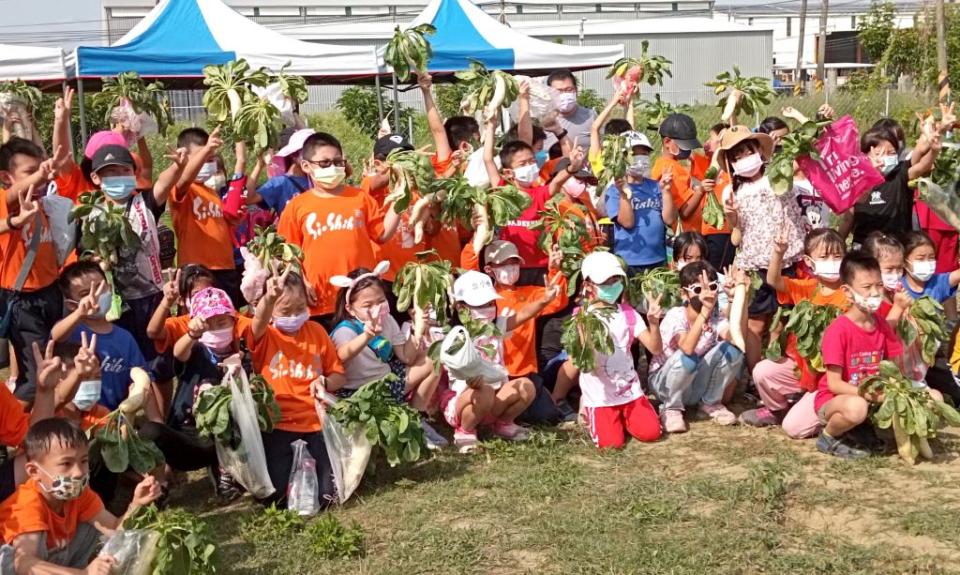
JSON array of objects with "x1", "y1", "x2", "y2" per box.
[
  {"x1": 287, "y1": 439, "x2": 320, "y2": 516},
  {"x1": 316, "y1": 390, "x2": 371, "y2": 505},
  {"x1": 439, "y1": 326, "x2": 508, "y2": 384},
  {"x1": 252, "y1": 83, "x2": 296, "y2": 127},
  {"x1": 464, "y1": 148, "x2": 496, "y2": 188},
  {"x1": 41, "y1": 191, "x2": 76, "y2": 268},
  {"x1": 99, "y1": 529, "x2": 160, "y2": 575},
  {"x1": 215, "y1": 365, "x2": 276, "y2": 499}
]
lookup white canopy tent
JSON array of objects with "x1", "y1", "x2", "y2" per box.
[{"x1": 0, "y1": 44, "x2": 67, "y2": 82}]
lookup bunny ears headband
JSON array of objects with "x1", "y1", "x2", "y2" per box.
[{"x1": 330, "y1": 261, "x2": 390, "y2": 302}]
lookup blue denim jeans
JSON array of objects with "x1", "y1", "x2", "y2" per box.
[{"x1": 649, "y1": 342, "x2": 744, "y2": 411}]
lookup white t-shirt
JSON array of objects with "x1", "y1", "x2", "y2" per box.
[
  {"x1": 578, "y1": 304, "x2": 649, "y2": 408},
  {"x1": 330, "y1": 315, "x2": 405, "y2": 390}
]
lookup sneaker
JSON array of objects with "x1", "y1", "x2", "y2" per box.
[
  {"x1": 420, "y1": 420, "x2": 449, "y2": 450},
  {"x1": 556, "y1": 400, "x2": 578, "y2": 423},
  {"x1": 454, "y1": 428, "x2": 479, "y2": 453},
  {"x1": 492, "y1": 420, "x2": 531, "y2": 441},
  {"x1": 699, "y1": 403, "x2": 737, "y2": 426},
  {"x1": 216, "y1": 467, "x2": 243, "y2": 502},
  {"x1": 739, "y1": 406, "x2": 782, "y2": 427},
  {"x1": 816, "y1": 431, "x2": 870, "y2": 460},
  {"x1": 661, "y1": 409, "x2": 688, "y2": 434}
]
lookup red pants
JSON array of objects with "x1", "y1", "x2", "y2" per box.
[
  {"x1": 584, "y1": 396, "x2": 661, "y2": 449},
  {"x1": 927, "y1": 228, "x2": 959, "y2": 273}
]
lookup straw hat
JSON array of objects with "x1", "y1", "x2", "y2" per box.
[{"x1": 716, "y1": 125, "x2": 774, "y2": 174}]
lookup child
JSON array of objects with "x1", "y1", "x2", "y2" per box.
[
  {"x1": 604, "y1": 131, "x2": 677, "y2": 275},
  {"x1": 740, "y1": 229, "x2": 848, "y2": 436},
  {"x1": 244, "y1": 128, "x2": 314, "y2": 214},
  {"x1": 574, "y1": 251, "x2": 662, "y2": 448},
  {"x1": 145, "y1": 264, "x2": 216, "y2": 357},
  {"x1": 277, "y1": 132, "x2": 400, "y2": 325},
  {"x1": 653, "y1": 113, "x2": 703, "y2": 234},
  {"x1": 547, "y1": 153, "x2": 604, "y2": 250},
  {"x1": 0, "y1": 418, "x2": 160, "y2": 572},
  {"x1": 900, "y1": 231, "x2": 960, "y2": 303},
  {"x1": 692, "y1": 122, "x2": 736, "y2": 270},
  {"x1": 649, "y1": 262, "x2": 747, "y2": 433},
  {"x1": 815, "y1": 252, "x2": 908, "y2": 459},
  {"x1": 252, "y1": 268, "x2": 345, "y2": 508},
  {"x1": 442, "y1": 270, "x2": 545, "y2": 452}
]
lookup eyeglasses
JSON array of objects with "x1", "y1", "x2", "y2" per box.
[
  {"x1": 303, "y1": 158, "x2": 346, "y2": 168},
  {"x1": 684, "y1": 282, "x2": 719, "y2": 296}
]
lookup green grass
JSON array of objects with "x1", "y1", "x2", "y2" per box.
[{"x1": 157, "y1": 423, "x2": 960, "y2": 574}]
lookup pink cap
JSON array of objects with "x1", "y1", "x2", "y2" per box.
[
  {"x1": 189, "y1": 287, "x2": 236, "y2": 320},
  {"x1": 84, "y1": 130, "x2": 127, "y2": 160}
]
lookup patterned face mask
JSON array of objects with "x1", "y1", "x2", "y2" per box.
[{"x1": 35, "y1": 466, "x2": 89, "y2": 501}]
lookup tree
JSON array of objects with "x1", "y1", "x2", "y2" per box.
[
  {"x1": 857, "y1": 1, "x2": 897, "y2": 62},
  {"x1": 335, "y1": 86, "x2": 415, "y2": 136}
]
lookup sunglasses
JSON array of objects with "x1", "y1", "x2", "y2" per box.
[
  {"x1": 303, "y1": 158, "x2": 346, "y2": 168},
  {"x1": 684, "y1": 282, "x2": 719, "y2": 296}
]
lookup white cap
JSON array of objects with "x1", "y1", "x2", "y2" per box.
[
  {"x1": 453, "y1": 270, "x2": 502, "y2": 307},
  {"x1": 276, "y1": 128, "x2": 316, "y2": 158},
  {"x1": 581, "y1": 251, "x2": 626, "y2": 284},
  {"x1": 623, "y1": 131, "x2": 653, "y2": 151}
]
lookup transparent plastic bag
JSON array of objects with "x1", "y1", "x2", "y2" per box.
[
  {"x1": 99, "y1": 529, "x2": 160, "y2": 575},
  {"x1": 316, "y1": 390, "x2": 372, "y2": 505},
  {"x1": 41, "y1": 193, "x2": 76, "y2": 267},
  {"x1": 507, "y1": 76, "x2": 560, "y2": 121},
  {"x1": 252, "y1": 83, "x2": 296, "y2": 127},
  {"x1": 287, "y1": 439, "x2": 320, "y2": 516},
  {"x1": 215, "y1": 365, "x2": 276, "y2": 499}
]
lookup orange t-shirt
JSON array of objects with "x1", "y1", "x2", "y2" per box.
[
  {"x1": 0, "y1": 479, "x2": 103, "y2": 550},
  {"x1": 0, "y1": 384, "x2": 28, "y2": 446},
  {"x1": 427, "y1": 224, "x2": 462, "y2": 265},
  {"x1": 0, "y1": 194, "x2": 59, "y2": 291},
  {"x1": 170, "y1": 182, "x2": 235, "y2": 271},
  {"x1": 557, "y1": 197, "x2": 604, "y2": 249},
  {"x1": 56, "y1": 404, "x2": 111, "y2": 432},
  {"x1": 778, "y1": 278, "x2": 849, "y2": 308},
  {"x1": 362, "y1": 177, "x2": 426, "y2": 283},
  {"x1": 277, "y1": 187, "x2": 386, "y2": 316},
  {"x1": 651, "y1": 156, "x2": 699, "y2": 234},
  {"x1": 498, "y1": 274, "x2": 569, "y2": 377},
  {"x1": 252, "y1": 323, "x2": 344, "y2": 433},
  {"x1": 690, "y1": 154, "x2": 732, "y2": 236},
  {"x1": 154, "y1": 315, "x2": 190, "y2": 353}
]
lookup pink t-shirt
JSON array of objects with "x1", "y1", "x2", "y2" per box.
[
  {"x1": 579, "y1": 304, "x2": 648, "y2": 408},
  {"x1": 649, "y1": 306, "x2": 728, "y2": 374},
  {"x1": 814, "y1": 314, "x2": 903, "y2": 412}
]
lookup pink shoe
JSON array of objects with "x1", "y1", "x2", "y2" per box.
[
  {"x1": 492, "y1": 420, "x2": 531, "y2": 441},
  {"x1": 661, "y1": 409, "x2": 688, "y2": 434},
  {"x1": 453, "y1": 428, "x2": 479, "y2": 453},
  {"x1": 699, "y1": 403, "x2": 737, "y2": 426}
]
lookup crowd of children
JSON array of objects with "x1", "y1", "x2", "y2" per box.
[{"x1": 0, "y1": 70, "x2": 957, "y2": 573}]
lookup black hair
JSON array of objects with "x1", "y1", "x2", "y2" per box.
[
  {"x1": 0, "y1": 137, "x2": 44, "y2": 173},
  {"x1": 901, "y1": 230, "x2": 936, "y2": 258},
  {"x1": 24, "y1": 418, "x2": 88, "y2": 461},
  {"x1": 499, "y1": 140, "x2": 535, "y2": 169},
  {"x1": 444, "y1": 116, "x2": 480, "y2": 149},
  {"x1": 871, "y1": 118, "x2": 905, "y2": 145},
  {"x1": 728, "y1": 139, "x2": 765, "y2": 190},
  {"x1": 506, "y1": 124, "x2": 547, "y2": 146},
  {"x1": 710, "y1": 122, "x2": 730, "y2": 135},
  {"x1": 604, "y1": 119, "x2": 632, "y2": 137},
  {"x1": 301, "y1": 132, "x2": 343, "y2": 159},
  {"x1": 546, "y1": 69, "x2": 577, "y2": 88},
  {"x1": 679, "y1": 260, "x2": 719, "y2": 288},
  {"x1": 840, "y1": 251, "x2": 881, "y2": 285},
  {"x1": 177, "y1": 127, "x2": 209, "y2": 149},
  {"x1": 673, "y1": 231, "x2": 709, "y2": 262},
  {"x1": 548, "y1": 141, "x2": 563, "y2": 159},
  {"x1": 332, "y1": 267, "x2": 388, "y2": 326},
  {"x1": 179, "y1": 264, "x2": 216, "y2": 300},
  {"x1": 54, "y1": 341, "x2": 82, "y2": 362},
  {"x1": 860, "y1": 126, "x2": 899, "y2": 154},
  {"x1": 862, "y1": 231, "x2": 904, "y2": 261},
  {"x1": 58, "y1": 260, "x2": 106, "y2": 298},
  {"x1": 804, "y1": 228, "x2": 846, "y2": 256},
  {"x1": 758, "y1": 116, "x2": 789, "y2": 135}
]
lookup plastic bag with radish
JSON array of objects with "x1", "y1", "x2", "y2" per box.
[
  {"x1": 99, "y1": 529, "x2": 160, "y2": 575},
  {"x1": 507, "y1": 76, "x2": 560, "y2": 121},
  {"x1": 252, "y1": 82, "x2": 296, "y2": 127},
  {"x1": 214, "y1": 363, "x2": 275, "y2": 499},
  {"x1": 440, "y1": 326, "x2": 508, "y2": 384},
  {"x1": 286, "y1": 439, "x2": 320, "y2": 516},
  {"x1": 316, "y1": 390, "x2": 372, "y2": 505}
]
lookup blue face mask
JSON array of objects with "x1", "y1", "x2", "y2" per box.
[
  {"x1": 535, "y1": 150, "x2": 548, "y2": 168},
  {"x1": 72, "y1": 380, "x2": 101, "y2": 411},
  {"x1": 100, "y1": 175, "x2": 136, "y2": 201},
  {"x1": 595, "y1": 281, "x2": 624, "y2": 304}
]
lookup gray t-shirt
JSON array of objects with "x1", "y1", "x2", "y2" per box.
[
  {"x1": 554, "y1": 105, "x2": 597, "y2": 151},
  {"x1": 330, "y1": 315, "x2": 404, "y2": 390}
]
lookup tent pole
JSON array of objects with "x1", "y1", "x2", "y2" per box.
[
  {"x1": 391, "y1": 71, "x2": 400, "y2": 131},
  {"x1": 77, "y1": 78, "x2": 88, "y2": 143},
  {"x1": 375, "y1": 73, "x2": 384, "y2": 124}
]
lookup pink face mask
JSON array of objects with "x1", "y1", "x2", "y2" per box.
[
  {"x1": 365, "y1": 303, "x2": 389, "y2": 323},
  {"x1": 564, "y1": 178, "x2": 587, "y2": 199}
]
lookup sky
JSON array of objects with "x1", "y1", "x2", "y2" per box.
[{"x1": 0, "y1": 0, "x2": 102, "y2": 49}]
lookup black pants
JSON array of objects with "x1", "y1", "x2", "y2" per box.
[
  {"x1": 261, "y1": 428, "x2": 336, "y2": 509},
  {"x1": 705, "y1": 233, "x2": 736, "y2": 271},
  {"x1": 516, "y1": 373, "x2": 561, "y2": 426},
  {"x1": 211, "y1": 268, "x2": 245, "y2": 310},
  {"x1": 1, "y1": 283, "x2": 62, "y2": 403},
  {"x1": 927, "y1": 365, "x2": 960, "y2": 405},
  {"x1": 116, "y1": 292, "x2": 175, "y2": 381},
  {"x1": 138, "y1": 422, "x2": 216, "y2": 472}
]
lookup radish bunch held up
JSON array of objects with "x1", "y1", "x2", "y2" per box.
[
  {"x1": 606, "y1": 40, "x2": 672, "y2": 104},
  {"x1": 456, "y1": 61, "x2": 521, "y2": 126},
  {"x1": 393, "y1": 253, "x2": 454, "y2": 342},
  {"x1": 384, "y1": 24, "x2": 436, "y2": 82},
  {"x1": 705, "y1": 66, "x2": 776, "y2": 122},
  {"x1": 382, "y1": 147, "x2": 436, "y2": 216},
  {"x1": 93, "y1": 72, "x2": 173, "y2": 135},
  {"x1": 0, "y1": 80, "x2": 43, "y2": 141}
]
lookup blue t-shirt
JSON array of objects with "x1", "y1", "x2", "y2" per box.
[
  {"x1": 901, "y1": 272, "x2": 957, "y2": 303},
  {"x1": 257, "y1": 175, "x2": 311, "y2": 213},
  {"x1": 70, "y1": 325, "x2": 146, "y2": 411},
  {"x1": 604, "y1": 180, "x2": 667, "y2": 267}
]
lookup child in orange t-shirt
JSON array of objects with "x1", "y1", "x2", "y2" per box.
[
  {"x1": 693, "y1": 122, "x2": 736, "y2": 270},
  {"x1": 0, "y1": 418, "x2": 160, "y2": 572},
  {"x1": 652, "y1": 113, "x2": 703, "y2": 234},
  {"x1": 252, "y1": 268, "x2": 345, "y2": 508},
  {"x1": 146, "y1": 264, "x2": 217, "y2": 356}
]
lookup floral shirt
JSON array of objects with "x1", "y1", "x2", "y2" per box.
[{"x1": 733, "y1": 177, "x2": 806, "y2": 271}]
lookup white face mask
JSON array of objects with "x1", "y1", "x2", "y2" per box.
[
  {"x1": 513, "y1": 164, "x2": 540, "y2": 187},
  {"x1": 908, "y1": 260, "x2": 936, "y2": 282},
  {"x1": 72, "y1": 380, "x2": 102, "y2": 411},
  {"x1": 557, "y1": 93, "x2": 578, "y2": 114},
  {"x1": 813, "y1": 259, "x2": 842, "y2": 281},
  {"x1": 732, "y1": 153, "x2": 763, "y2": 177},
  {"x1": 468, "y1": 304, "x2": 498, "y2": 321},
  {"x1": 880, "y1": 154, "x2": 899, "y2": 175},
  {"x1": 493, "y1": 264, "x2": 520, "y2": 286},
  {"x1": 199, "y1": 327, "x2": 234, "y2": 352},
  {"x1": 628, "y1": 155, "x2": 651, "y2": 178},
  {"x1": 196, "y1": 161, "x2": 218, "y2": 182},
  {"x1": 882, "y1": 272, "x2": 902, "y2": 290},
  {"x1": 851, "y1": 290, "x2": 883, "y2": 313},
  {"x1": 204, "y1": 173, "x2": 227, "y2": 191}
]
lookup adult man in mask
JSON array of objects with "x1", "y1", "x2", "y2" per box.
[{"x1": 545, "y1": 70, "x2": 596, "y2": 152}]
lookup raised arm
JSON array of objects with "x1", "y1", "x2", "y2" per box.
[
  {"x1": 589, "y1": 89, "x2": 625, "y2": 166},
  {"x1": 549, "y1": 145, "x2": 584, "y2": 195},
  {"x1": 136, "y1": 137, "x2": 153, "y2": 184},
  {"x1": 52, "y1": 87, "x2": 76, "y2": 172},
  {"x1": 418, "y1": 73, "x2": 452, "y2": 162},
  {"x1": 152, "y1": 147, "x2": 187, "y2": 206},
  {"x1": 765, "y1": 230, "x2": 789, "y2": 293},
  {"x1": 482, "y1": 117, "x2": 501, "y2": 187},
  {"x1": 175, "y1": 126, "x2": 222, "y2": 191},
  {"x1": 516, "y1": 79, "x2": 533, "y2": 146}
]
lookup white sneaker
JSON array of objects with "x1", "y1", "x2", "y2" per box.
[
  {"x1": 699, "y1": 403, "x2": 737, "y2": 426},
  {"x1": 454, "y1": 428, "x2": 479, "y2": 453},
  {"x1": 661, "y1": 409, "x2": 688, "y2": 434},
  {"x1": 492, "y1": 420, "x2": 531, "y2": 441}
]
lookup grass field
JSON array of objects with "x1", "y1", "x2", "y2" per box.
[{"x1": 161, "y1": 415, "x2": 960, "y2": 575}]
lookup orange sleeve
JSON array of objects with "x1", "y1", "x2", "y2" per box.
[
  {"x1": 154, "y1": 316, "x2": 189, "y2": 353},
  {"x1": 54, "y1": 163, "x2": 91, "y2": 203},
  {"x1": 1, "y1": 484, "x2": 49, "y2": 541},
  {"x1": 690, "y1": 153, "x2": 711, "y2": 181},
  {"x1": 460, "y1": 241, "x2": 479, "y2": 271},
  {"x1": 169, "y1": 182, "x2": 189, "y2": 205},
  {"x1": 782, "y1": 278, "x2": 815, "y2": 305},
  {"x1": 650, "y1": 157, "x2": 664, "y2": 181},
  {"x1": 431, "y1": 153, "x2": 453, "y2": 177},
  {"x1": 76, "y1": 488, "x2": 105, "y2": 523},
  {"x1": 277, "y1": 200, "x2": 302, "y2": 247},
  {"x1": 364, "y1": 191, "x2": 387, "y2": 244},
  {"x1": 0, "y1": 384, "x2": 28, "y2": 447}
]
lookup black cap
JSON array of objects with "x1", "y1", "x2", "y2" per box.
[
  {"x1": 658, "y1": 113, "x2": 702, "y2": 150},
  {"x1": 91, "y1": 145, "x2": 135, "y2": 173},
  {"x1": 373, "y1": 134, "x2": 413, "y2": 160},
  {"x1": 551, "y1": 158, "x2": 596, "y2": 182}
]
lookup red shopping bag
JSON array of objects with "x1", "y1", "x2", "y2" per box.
[{"x1": 796, "y1": 115, "x2": 885, "y2": 214}]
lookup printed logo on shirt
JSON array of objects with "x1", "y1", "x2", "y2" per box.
[
  {"x1": 268, "y1": 351, "x2": 320, "y2": 381},
  {"x1": 631, "y1": 196, "x2": 662, "y2": 211},
  {"x1": 504, "y1": 218, "x2": 536, "y2": 228},
  {"x1": 848, "y1": 350, "x2": 881, "y2": 383},
  {"x1": 303, "y1": 212, "x2": 362, "y2": 240},
  {"x1": 868, "y1": 190, "x2": 885, "y2": 206},
  {"x1": 100, "y1": 355, "x2": 127, "y2": 374},
  {"x1": 192, "y1": 196, "x2": 223, "y2": 221}
]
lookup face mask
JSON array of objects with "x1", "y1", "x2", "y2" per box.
[
  {"x1": 362, "y1": 304, "x2": 389, "y2": 324},
  {"x1": 882, "y1": 272, "x2": 902, "y2": 290},
  {"x1": 535, "y1": 151, "x2": 548, "y2": 168},
  {"x1": 72, "y1": 380, "x2": 101, "y2": 411},
  {"x1": 204, "y1": 174, "x2": 227, "y2": 191},
  {"x1": 628, "y1": 155, "x2": 651, "y2": 178},
  {"x1": 676, "y1": 260, "x2": 689, "y2": 271},
  {"x1": 732, "y1": 153, "x2": 764, "y2": 177},
  {"x1": 87, "y1": 291, "x2": 113, "y2": 319},
  {"x1": 100, "y1": 176, "x2": 136, "y2": 201},
  {"x1": 273, "y1": 310, "x2": 309, "y2": 334},
  {"x1": 196, "y1": 161, "x2": 218, "y2": 182},
  {"x1": 35, "y1": 465, "x2": 89, "y2": 501},
  {"x1": 557, "y1": 93, "x2": 578, "y2": 114},
  {"x1": 513, "y1": 164, "x2": 540, "y2": 187},
  {"x1": 813, "y1": 259, "x2": 842, "y2": 281},
  {"x1": 312, "y1": 165, "x2": 346, "y2": 188},
  {"x1": 851, "y1": 290, "x2": 883, "y2": 313},
  {"x1": 200, "y1": 327, "x2": 234, "y2": 351},
  {"x1": 676, "y1": 148, "x2": 692, "y2": 160},
  {"x1": 909, "y1": 260, "x2": 936, "y2": 282},
  {"x1": 564, "y1": 178, "x2": 586, "y2": 199},
  {"x1": 469, "y1": 304, "x2": 497, "y2": 321},
  {"x1": 880, "y1": 154, "x2": 899, "y2": 175},
  {"x1": 595, "y1": 281, "x2": 624, "y2": 304},
  {"x1": 493, "y1": 264, "x2": 520, "y2": 286}
]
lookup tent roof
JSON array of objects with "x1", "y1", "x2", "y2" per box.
[
  {"x1": 0, "y1": 44, "x2": 66, "y2": 83},
  {"x1": 379, "y1": 0, "x2": 624, "y2": 74},
  {"x1": 67, "y1": 0, "x2": 379, "y2": 81}
]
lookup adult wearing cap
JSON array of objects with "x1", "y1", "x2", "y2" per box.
[
  {"x1": 652, "y1": 113, "x2": 704, "y2": 234},
  {"x1": 244, "y1": 128, "x2": 314, "y2": 215},
  {"x1": 717, "y1": 125, "x2": 806, "y2": 370}
]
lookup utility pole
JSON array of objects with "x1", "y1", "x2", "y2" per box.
[
  {"x1": 935, "y1": 0, "x2": 950, "y2": 103},
  {"x1": 795, "y1": 0, "x2": 808, "y2": 90},
  {"x1": 817, "y1": 0, "x2": 829, "y2": 87}
]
